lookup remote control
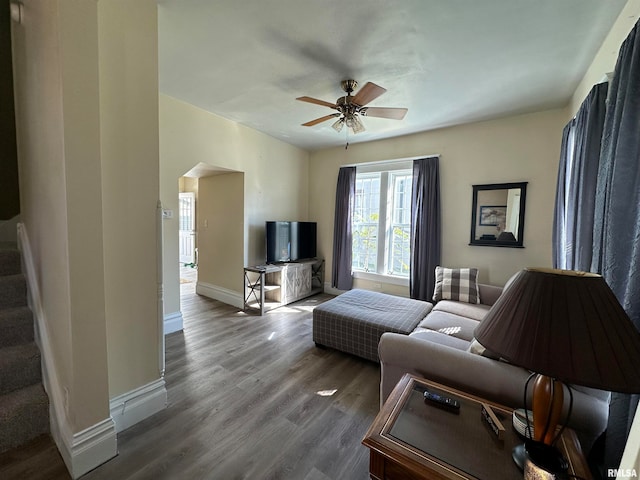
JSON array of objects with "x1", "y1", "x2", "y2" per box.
[{"x1": 424, "y1": 389, "x2": 460, "y2": 413}]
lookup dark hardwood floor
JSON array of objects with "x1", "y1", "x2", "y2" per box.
[{"x1": 0, "y1": 270, "x2": 380, "y2": 479}]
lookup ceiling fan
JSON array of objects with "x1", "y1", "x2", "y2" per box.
[{"x1": 297, "y1": 79, "x2": 408, "y2": 134}]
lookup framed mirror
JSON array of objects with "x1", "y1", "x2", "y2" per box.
[{"x1": 470, "y1": 182, "x2": 527, "y2": 248}]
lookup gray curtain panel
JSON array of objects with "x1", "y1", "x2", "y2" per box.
[
  {"x1": 552, "y1": 82, "x2": 608, "y2": 270},
  {"x1": 409, "y1": 157, "x2": 441, "y2": 301},
  {"x1": 590, "y1": 19, "x2": 640, "y2": 471},
  {"x1": 332, "y1": 166, "x2": 356, "y2": 290},
  {"x1": 552, "y1": 125, "x2": 572, "y2": 266}
]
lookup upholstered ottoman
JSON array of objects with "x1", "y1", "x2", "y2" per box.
[{"x1": 312, "y1": 289, "x2": 433, "y2": 362}]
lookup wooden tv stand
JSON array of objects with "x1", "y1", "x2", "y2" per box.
[{"x1": 244, "y1": 259, "x2": 324, "y2": 315}]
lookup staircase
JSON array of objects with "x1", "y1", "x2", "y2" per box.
[{"x1": 0, "y1": 244, "x2": 49, "y2": 453}]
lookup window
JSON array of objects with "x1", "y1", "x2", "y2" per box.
[{"x1": 352, "y1": 168, "x2": 413, "y2": 277}]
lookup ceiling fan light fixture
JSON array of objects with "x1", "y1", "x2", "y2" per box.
[
  {"x1": 345, "y1": 113, "x2": 365, "y2": 134},
  {"x1": 351, "y1": 115, "x2": 365, "y2": 134},
  {"x1": 345, "y1": 114, "x2": 354, "y2": 128},
  {"x1": 331, "y1": 118, "x2": 344, "y2": 132}
]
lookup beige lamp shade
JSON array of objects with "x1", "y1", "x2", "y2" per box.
[{"x1": 474, "y1": 268, "x2": 640, "y2": 392}]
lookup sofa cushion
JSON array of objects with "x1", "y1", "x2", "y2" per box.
[
  {"x1": 477, "y1": 283, "x2": 503, "y2": 306},
  {"x1": 415, "y1": 310, "x2": 478, "y2": 342},
  {"x1": 432, "y1": 300, "x2": 491, "y2": 321},
  {"x1": 409, "y1": 329, "x2": 470, "y2": 351},
  {"x1": 433, "y1": 266, "x2": 480, "y2": 304}
]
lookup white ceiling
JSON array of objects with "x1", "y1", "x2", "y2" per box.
[{"x1": 158, "y1": 0, "x2": 625, "y2": 151}]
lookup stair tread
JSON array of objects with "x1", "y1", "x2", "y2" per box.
[
  {"x1": 0, "y1": 273, "x2": 25, "y2": 281},
  {"x1": 0, "y1": 383, "x2": 49, "y2": 453},
  {"x1": 0, "y1": 343, "x2": 40, "y2": 369},
  {"x1": 0, "y1": 274, "x2": 27, "y2": 309},
  {"x1": 0, "y1": 305, "x2": 32, "y2": 322},
  {"x1": 0, "y1": 343, "x2": 41, "y2": 395},
  {"x1": 0, "y1": 342, "x2": 40, "y2": 360},
  {"x1": 0, "y1": 306, "x2": 34, "y2": 348},
  {"x1": 0, "y1": 383, "x2": 48, "y2": 414},
  {"x1": 0, "y1": 249, "x2": 21, "y2": 277},
  {"x1": 0, "y1": 247, "x2": 48, "y2": 452}
]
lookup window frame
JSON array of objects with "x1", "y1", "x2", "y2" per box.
[
  {"x1": 386, "y1": 171, "x2": 413, "y2": 277},
  {"x1": 352, "y1": 161, "x2": 413, "y2": 283}
]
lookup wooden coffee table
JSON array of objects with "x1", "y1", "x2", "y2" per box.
[{"x1": 362, "y1": 374, "x2": 592, "y2": 480}]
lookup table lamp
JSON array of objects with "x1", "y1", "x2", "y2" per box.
[{"x1": 474, "y1": 268, "x2": 640, "y2": 475}]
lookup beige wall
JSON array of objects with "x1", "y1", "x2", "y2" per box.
[
  {"x1": 179, "y1": 177, "x2": 199, "y2": 194},
  {"x1": 159, "y1": 95, "x2": 310, "y2": 314},
  {"x1": 12, "y1": 0, "x2": 159, "y2": 436},
  {"x1": 98, "y1": 0, "x2": 160, "y2": 397},
  {"x1": 310, "y1": 108, "x2": 567, "y2": 291},
  {"x1": 12, "y1": 0, "x2": 109, "y2": 431},
  {"x1": 197, "y1": 173, "x2": 244, "y2": 292},
  {"x1": 12, "y1": 0, "x2": 72, "y2": 405}
]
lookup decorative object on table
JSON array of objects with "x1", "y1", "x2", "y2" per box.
[
  {"x1": 482, "y1": 403, "x2": 506, "y2": 440},
  {"x1": 512, "y1": 408, "x2": 534, "y2": 439},
  {"x1": 524, "y1": 440, "x2": 569, "y2": 480},
  {"x1": 474, "y1": 268, "x2": 640, "y2": 474}
]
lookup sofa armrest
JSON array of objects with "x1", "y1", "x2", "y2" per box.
[
  {"x1": 478, "y1": 283, "x2": 503, "y2": 306},
  {"x1": 379, "y1": 332, "x2": 527, "y2": 405},
  {"x1": 378, "y1": 332, "x2": 609, "y2": 452}
]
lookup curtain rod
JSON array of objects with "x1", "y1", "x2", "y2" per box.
[{"x1": 342, "y1": 154, "x2": 441, "y2": 168}]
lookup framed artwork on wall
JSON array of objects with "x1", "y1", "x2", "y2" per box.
[{"x1": 479, "y1": 205, "x2": 507, "y2": 226}]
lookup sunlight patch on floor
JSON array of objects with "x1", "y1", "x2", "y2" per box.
[{"x1": 316, "y1": 389, "x2": 338, "y2": 397}]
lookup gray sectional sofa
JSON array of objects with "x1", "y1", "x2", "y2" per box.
[
  {"x1": 378, "y1": 283, "x2": 610, "y2": 452},
  {"x1": 313, "y1": 282, "x2": 610, "y2": 453}
]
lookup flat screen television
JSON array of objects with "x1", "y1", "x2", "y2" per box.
[{"x1": 266, "y1": 221, "x2": 317, "y2": 263}]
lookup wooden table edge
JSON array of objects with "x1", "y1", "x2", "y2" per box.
[{"x1": 362, "y1": 373, "x2": 592, "y2": 480}]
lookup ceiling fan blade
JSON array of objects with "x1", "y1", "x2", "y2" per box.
[
  {"x1": 352, "y1": 82, "x2": 387, "y2": 106},
  {"x1": 302, "y1": 113, "x2": 341, "y2": 127},
  {"x1": 296, "y1": 96, "x2": 337, "y2": 109},
  {"x1": 362, "y1": 107, "x2": 408, "y2": 120}
]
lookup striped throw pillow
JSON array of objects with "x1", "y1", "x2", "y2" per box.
[{"x1": 432, "y1": 266, "x2": 480, "y2": 304}]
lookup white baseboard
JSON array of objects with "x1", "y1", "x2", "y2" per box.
[
  {"x1": 17, "y1": 223, "x2": 117, "y2": 479},
  {"x1": 109, "y1": 378, "x2": 167, "y2": 433},
  {"x1": 164, "y1": 311, "x2": 183, "y2": 334},
  {"x1": 196, "y1": 281, "x2": 243, "y2": 309},
  {"x1": 47, "y1": 406, "x2": 117, "y2": 479},
  {"x1": 66, "y1": 419, "x2": 117, "y2": 479}
]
